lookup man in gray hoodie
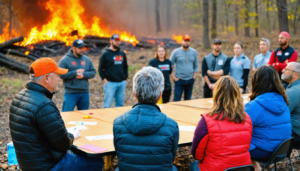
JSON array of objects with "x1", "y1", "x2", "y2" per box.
[
  {"x1": 282, "y1": 62, "x2": 300, "y2": 148},
  {"x1": 59, "y1": 39, "x2": 96, "y2": 111}
]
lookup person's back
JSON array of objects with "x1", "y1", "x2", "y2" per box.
[
  {"x1": 245, "y1": 65, "x2": 291, "y2": 170},
  {"x1": 190, "y1": 76, "x2": 252, "y2": 171},
  {"x1": 113, "y1": 66, "x2": 179, "y2": 171},
  {"x1": 245, "y1": 92, "x2": 291, "y2": 151}
]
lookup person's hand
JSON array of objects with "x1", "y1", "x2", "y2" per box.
[
  {"x1": 207, "y1": 70, "x2": 212, "y2": 76},
  {"x1": 76, "y1": 73, "x2": 84, "y2": 79},
  {"x1": 103, "y1": 78, "x2": 108, "y2": 84},
  {"x1": 77, "y1": 69, "x2": 85, "y2": 73},
  {"x1": 209, "y1": 84, "x2": 214, "y2": 90},
  {"x1": 193, "y1": 74, "x2": 197, "y2": 80},
  {"x1": 68, "y1": 129, "x2": 80, "y2": 139},
  {"x1": 173, "y1": 77, "x2": 179, "y2": 82}
]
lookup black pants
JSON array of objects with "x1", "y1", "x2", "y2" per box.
[
  {"x1": 162, "y1": 89, "x2": 171, "y2": 103},
  {"x1": 292, "y1": 131, "x2": 300, "y2": 148},
  {"x1": 203, "y1": 83, "x2": 213, "y2": 98}
]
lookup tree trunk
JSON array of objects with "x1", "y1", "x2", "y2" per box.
[
  {"x1": 9, "y1": 0, "x2": 12, "y2": 40},
  {"x1": 235, "y1": 4, "x2": 239, "y2": 36},
  {"x1": 255, "y1": 0, "x2": 259, "y2": 37},
  {"x1": 293, "y1": 0, "x2": 299, "y2": 34},
  {"x1": 0, "y1": 53, "x2": 29, "y2": 74},
  {"x1": 266, "y1": 0, "x2": 271, "y2": 32},
  {"x1": 0, "y1": 36, "x2": 24, "y2": 50},
  {"x1": 225, "y1": 2, "x2": 231, "y2": 30},
  {"x1": 203, "y1": 0, "x2": 210, "y2": 48},
  {"x1": 211, "y1": 0, "x2": 217, "y2": 39},
  {"x1": 244, "y1": 0, "x2": 250, "y2": 37},
  {"x1": 155, "y1": 0, "x2": 161, "y2": 33},
  {"x1": 276, "y1": 0, "x2": 289, "y2": 32},
  {"x1": 166, "y1": 0, "x2": 171, "y2": 31}
]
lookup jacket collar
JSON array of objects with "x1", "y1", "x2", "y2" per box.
[
  {"x1": 132, "y1": 102, "x2": 161, "y2": 112},
  {"x1": 288, "y1": 79, "x2": 300, "y2": 88},
  {"x1": 26, "y1": 82, "x2": 54, "y2": 99}
]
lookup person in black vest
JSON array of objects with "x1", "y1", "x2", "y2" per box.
[
  {"x1": 9, "y1": 58, "x2": 103, "y2": 171},
  {"x1": 267, "y1": 31, "x2": 298, "y2": 88},
  {"x1": 202, "y1": 39, "x2": 230, "y2": 98},
  {"x1": 149, "y1": 45, "x2": 173, "y2": 103}
]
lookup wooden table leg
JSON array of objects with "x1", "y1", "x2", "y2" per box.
[{"x1": 105, "y1": 155, "x2": 112, "y2": 170}]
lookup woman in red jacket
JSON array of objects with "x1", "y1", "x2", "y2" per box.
[{"x1": 190, "y1": 76, "x2": 253, "y2": 171}]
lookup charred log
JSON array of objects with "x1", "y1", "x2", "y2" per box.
[
  {"x1": 0, "y1": 53, "x2": 29, "y2": 74},
  {"x1": 0, "y1": 36, "x2": 24, "y2": 50}
]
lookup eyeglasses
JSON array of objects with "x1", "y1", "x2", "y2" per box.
[{"x1": 283, "y1": 68, "x2": 300, "y2": 73}]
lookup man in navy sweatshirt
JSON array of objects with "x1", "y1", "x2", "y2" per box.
[
  {"x1": 98, "y1": 34, "x2": 128, "y2": 108},
  {"x1": 59, "y1": 39, "x2": 96, "y2": 111}
]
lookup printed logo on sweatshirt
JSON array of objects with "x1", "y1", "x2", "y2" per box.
[
  {"x1": 81, "y1": 61, "x2": 86, "y2": 65},
  {"x1": 72, "y1": 61, "x2": 76, "y2": 65},
  {"x1": 277, "y1": 51, "x2": 282, "y2": 56},
  {"x1": 158, "y1": 64, "x2": 170, "y2": 71},
  {"x1": 234, "y1": 61, "x2": 242, "y2": 65},
  {"x1": 113, "y1": 55, "x2": 123, "y2": 64}
]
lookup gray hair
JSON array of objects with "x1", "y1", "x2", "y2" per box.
[
  {"x1": 291, "y1": 62, "x2": 300, "y2": 78},
  {"x1": 261, "y1": 38, "x2": 270, "y2": 48},
  {"x1": 133, "y1": 66, "x2": 164, "y2": 103},
  {"x1": 30, "y1": 73, "x2": 54, "y2": 82}
]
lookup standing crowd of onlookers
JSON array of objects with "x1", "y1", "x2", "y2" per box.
[{"x1": 8, "y1": 31, "x2": 300, "y2": 171}]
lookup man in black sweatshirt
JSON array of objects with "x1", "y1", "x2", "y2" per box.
[{"x1": 98, "y1": 34, "x2": 128, "y2": 108}]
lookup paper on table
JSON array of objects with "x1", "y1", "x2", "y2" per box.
[
  {"x1": 86, "y1": 134, "x2": 114, "y2": 141},
  {"x1": 67, "y1": 121, "x2": 97, "y2": 125},
  {"x1": 79, "y1": 144, "x2": 108, "y2": 153},
  {"x1": 158, "y1": 105, "x2": 164, "y2": 108},
  {"x1": 179, "y1": 126, "x2": 196, "y2": 132},
  {"x1": 67, "y1": 125, "x2": 89, "y2": 132}
]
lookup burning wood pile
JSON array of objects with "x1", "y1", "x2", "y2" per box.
[{"x1": 0, "y1": 35, "x2": 180, "y2": 74}]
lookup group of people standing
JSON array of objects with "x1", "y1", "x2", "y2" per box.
[{"x1": 8, "y1": 31, "x2": 300, "y2": 171}]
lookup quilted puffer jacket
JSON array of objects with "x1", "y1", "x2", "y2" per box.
[
  {"x1": 9, "y1": 82, "x2": 74, "y2": 171},
  {"x1": 113, "y1": 103, "x2": 179, "y2": 171}
]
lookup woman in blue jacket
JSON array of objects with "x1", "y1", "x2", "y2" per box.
[{"x1": 245, "y1": 65, "x2": 291, "y2": 171}]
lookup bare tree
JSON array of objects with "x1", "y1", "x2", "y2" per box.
[
  {"x1": 293, "y1": 0, "x2": 299, "y2": 34},
  {"x1": 8, "y1": 0, "x2": 12, "y2": 39},
  {"x1": 255, "y1": 0, "x2": 259, "y2": 37},
  {"x1": 266, "y1": 0, "x2": 271, "y2": 32},
  {"x1": 166, "y1": 0, "x2": 171, "y2": 31},
  {"x1": 155, "y1": 0, "x2": 161, "y2": 33},
  {"x1": 235, "y1": 3, "x2": 239, "y2": 36},
  {"x1": 276, "y1": 0, "x2": 289, "y2": 32},
  {"x1": 203, "y1": 0, "x2": 210, "y2": 48},
  {"x1": 244, "y1": 0, "x2": 250, "y2": 37},
  {"x1": 211, "y1": 0, "x2": 217, "y2": 39}
]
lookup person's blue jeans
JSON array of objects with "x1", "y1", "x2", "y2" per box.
[
  {"x1": 62, "y1": 92, "x2": 90, "y2": 112},
  {"x1": 173, "y1": 78, "x2": 194, "y2": 101},
  {"x1": 103, "y1": 80, "x2": 127, "y2": 108},
  {"x1": 115, "y1": 165, "x2": 178, "y2": 171},
  {"x1": 50, "y1": 153, "x2": 104, "y2": 171},
  {"x1": 189, "y1": 161, "x2": 201, "y2": 171}
]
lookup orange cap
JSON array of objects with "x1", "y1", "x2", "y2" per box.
[
  {"x1": 29, "y1": 58, "x2": 68, "y2": 77},
  {"x1": 182, "y1": 34, "x2": 191, "y2": 41}
]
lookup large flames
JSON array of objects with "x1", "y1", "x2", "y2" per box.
[{"x1": 0, "y1": 0, "x2": 139, "y2": 46}]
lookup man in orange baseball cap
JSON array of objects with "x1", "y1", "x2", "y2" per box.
[
  {"x1": 9, "y1": 57, "x2": 104, "y2": 171},
  {"x1": 170, "y1": 34, "x2": 199, "y2": 101}
]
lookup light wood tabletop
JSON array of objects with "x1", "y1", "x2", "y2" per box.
[{"x1": 61, "y1": 104, "x2": 209, "y2": 156}]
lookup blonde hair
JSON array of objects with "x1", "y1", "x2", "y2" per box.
[{"x1": 208, "y1": 76, "x2": 246, "y2": 123}]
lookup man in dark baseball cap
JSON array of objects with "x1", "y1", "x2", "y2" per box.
[
  {"x1": 202, "y1": 38, "x2": 230, "y2": 98},
  {"x1": 98, "y1": 33, "x2": 129, "y2": 108},
  {"x1": 58, "y1": 38, "x2": 96, "y2": 112}
]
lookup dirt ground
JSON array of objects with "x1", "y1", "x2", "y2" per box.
[{"x1": 1, "y1": 37, "x2": 300, "y2": 170}]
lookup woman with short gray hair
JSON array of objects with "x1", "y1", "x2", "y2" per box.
[
  {"x1": 133, "y1": 66, "x2": 165, "y2": 103},
  {"x1": 113, "y1": 66, "x2": 179, "y2": 171}
]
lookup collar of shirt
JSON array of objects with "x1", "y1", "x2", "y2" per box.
[{"x1": 234, "y1": 53, "x2": 244, "y2": 60}]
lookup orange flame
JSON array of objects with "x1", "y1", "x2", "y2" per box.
[
  {"x1": 172, "y1": 34, "x2": 183, "y2": 44},
  {"x1": 0, "y1": 23, "x2": 20, "y2": 43},
  {"x1": 24, "y1": 51, "x2": 30, "y2": 55},
  {"x1": 147, "y1": 40, "x2": 156, "y2": 44},
  {"x1": 0, "y1": 0, "x2": 139, "y2": 46}
]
